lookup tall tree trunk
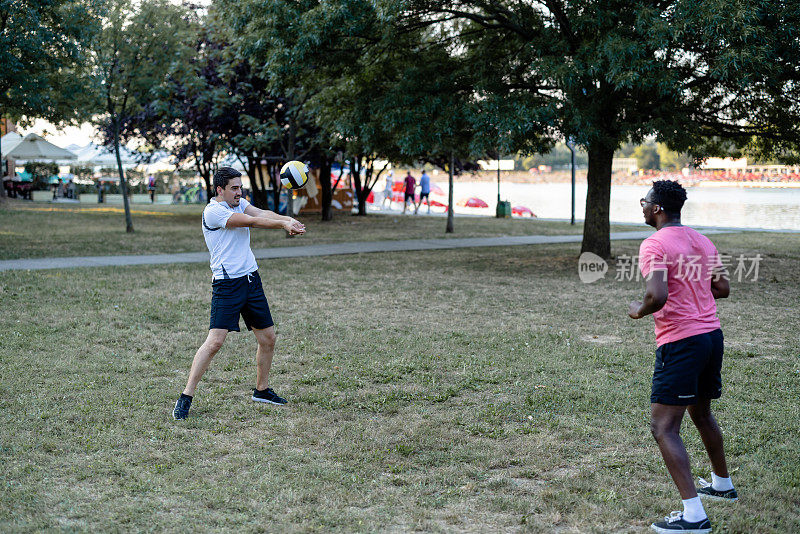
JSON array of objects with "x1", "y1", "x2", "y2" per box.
[
  {"x1": 113, "y1": 117, "x2": 134, "y2": 233},
  {"x1": 319, "y1": 155, "x2": 333, "y2": 221},
  {"x1": 354, "y1": 159, "x2": 369, "y2": 216},
  {"x1": 269, "y1": 162, "x2": 281, "y2": 212},
  {"x1": 203, "y1": 165, "x2": 213, "y2": 203},
  {"x1": 196, "y1": 159, "x2": 212, "y2": 202},
  {"x1": 247, "y1": 156, "x2": 264, "y2": 208},
  {"x1": 581, "y1": 142, "x2": 614, "y2": 258},
  {"x1": 0, "y1": 120, "x2": 6, "y2": 200},
  {"x1": 254, "y1": 159, "x2": 268, "y2": 209},
  {"x1": 446, "y1": 152, "x2": 454, "y2": 233}
]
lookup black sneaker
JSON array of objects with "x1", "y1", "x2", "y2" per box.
[
  {"x1": 697, "y1": 477, "x2": 738, "y2": 502},
  {"x1": 173, "y1": 394, "x2": 192, "y2": 420},
  {"x1": 651, "y1": 512, "x2": 711, "y2": 533},
  {"x1": 252, "y1": 388, "x2": 287, "y2": 405}
]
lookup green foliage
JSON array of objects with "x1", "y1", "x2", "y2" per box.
[
  {"x1": 70, "y1": 165, "x2": 95, "y2": 181},
  {"x1": 656, "y1": 144, "x2": 691, "y2": 171},
  {"x1": 86, "y1": 0, "x2": 195, "y2": 230},
  {"x1": 520, "y1": 144, "x2": 588, "y2": 170},
  {"x1": 396, "y1": 0, "x2": 800, "y2": 253},
  {"x1": 632, "y1": 145, "x2": 660, "y2": 171},
  {"x1": 23, "y1": 162, "x2": 59, "y2": 190},
  {"x1": 0, "y1": 0, "x2": 101, "y2": 124},
  {"x1": 91, "y1": 0, "x2": 195, "y2": 133}
]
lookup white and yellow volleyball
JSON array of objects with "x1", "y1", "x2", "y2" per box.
[{"x1": 280, "y1": 161, "x2": 309, "y2": 190}]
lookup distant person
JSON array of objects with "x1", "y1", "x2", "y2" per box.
[
  {"x1": 97, "y1": 180, "x2": 105, "y2": 203},
  {"x1": 147, "y1": 174, "x2": 156, "y2": 203},
  {"x1": 67, "y1": 179, "x2": 75, "y2": 200},
  {"x1": 628, "y1": 180, "x2": 735, "y2": 534},
  {"x1": 402, "y1": 171, "x2": 415, "y2": 214},
  {"x1": 172, "y1": 167, "x2": 306, "y2": 420},
  {"x1": 382, "y1": 171, "x2": 394, "y2": 209},
  {"x1": 416, "y1": 170, "x2": 431, "y2": 214},
  {"x1": 53, "y1": 178, "x2": 63, "y2": 200}
]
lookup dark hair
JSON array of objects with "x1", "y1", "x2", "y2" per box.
[
  {"x1": 213, "y1": 167, "x2": 242, "y2": 192},
  {"x1": 651, "y1": 180, "x2": 687, "y2": 214}
]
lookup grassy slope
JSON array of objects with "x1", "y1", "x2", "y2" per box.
[{"x1": 0, "y1": 232, "x2": 798, "y2": 532}]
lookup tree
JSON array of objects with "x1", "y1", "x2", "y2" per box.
[
  {"x1": 92, "y1": 0, "x2": 193, "y2": 232},
  {"x1": 657, "y1": 144, "x2": 691, "y2": 172},
  {"x1": 141, "y1": 24, "x2": 232, "y2": 203},
  {"x1": 0, "y1": 0, "x2": 99, "y2": 196},
  {"x1": 400, "y1": 0, "x2": 800, "y2": 257},
  {"x1": 633, "y1": 145, "x2": 660, "y2": 171},
  {"x1": 219, "y1": 0, "x2": 351, "y2": 220},
  {"x1": 252, "y1": 0, "x2": 482, "y2": 227}
]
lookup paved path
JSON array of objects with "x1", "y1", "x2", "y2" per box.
[{"x1": 0, "y1": 230, "x2": 738, "y2": 272}]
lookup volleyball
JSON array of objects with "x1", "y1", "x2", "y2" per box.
[{"x1": 280, "y1": 161, "x2": 309, "y2": 190}]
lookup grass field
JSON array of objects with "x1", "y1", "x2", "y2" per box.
[
  {"x1": 0, "y1": 209, "x2": 798, "y2": 532},
  {"x1": 0, "y1": 200, "x2": 648, "y2": 260}
]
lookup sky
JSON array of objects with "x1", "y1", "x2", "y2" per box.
[{"x1": 17, "y1": 120, "x2": 99, "y2": 148}]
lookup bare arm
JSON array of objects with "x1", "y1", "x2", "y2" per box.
[
  {"x1": 628, "y1": 269, "x2": 669, "y2": 319},
  {"x1": 225, "y1": 213, "x2": 305, "y2": 235},
  {"x1": 710, "y1": 267, "x2": 730, "y2": 299},
  {"x1": 244, "y1": 204, "x2": 293, "y2": 222}
]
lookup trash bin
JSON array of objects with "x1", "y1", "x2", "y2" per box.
[{"x1": 496, "y1": 200, "x2": 512, "y2": 218}]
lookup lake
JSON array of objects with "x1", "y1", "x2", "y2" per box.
[{"x1": 436, "y1": 181, "x2": 800, "y2": 230}]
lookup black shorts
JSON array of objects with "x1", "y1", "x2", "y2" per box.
[
  {"x1": 405, "y1": 192, "x2": 414, "y2": 202},
  {"x1": 209, "y1": 271, "x2": 274, "y2": 332},
  {"x1": 651, "y1": 328, "x2": 723, "y2": 405},
  {"x1": 419, "y1": 192, "x2": 430, "y2": 201}
]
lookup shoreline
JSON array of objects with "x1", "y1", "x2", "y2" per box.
[{"x1": 436, "y1": 171, "x2": 800, "y2": 188}]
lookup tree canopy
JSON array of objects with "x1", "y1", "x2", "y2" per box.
[
  {"x1": 0, "y1": 0, "x2": 99, "y2": 124},
  {"x1": 397, "y1": 0, "x2": 800, "y2": 255},
  {"x1": 17, "y1": 0, "x2": 800, "y2": 244}
]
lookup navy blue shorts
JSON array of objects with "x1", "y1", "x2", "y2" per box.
[
  {"x1": 651, "y1": 329, "x2": 724, "y2": 405},
  {"x1": 209, "y1": 271, "x2": 274, "y2": 332}
]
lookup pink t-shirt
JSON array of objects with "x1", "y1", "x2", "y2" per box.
[{"x1": 638, "y1": 226, "x2": 722, "y2": 346}]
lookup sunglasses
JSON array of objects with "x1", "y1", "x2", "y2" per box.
[{"x1": 640, "y1": 198, "x2": 658, "y2": 208}]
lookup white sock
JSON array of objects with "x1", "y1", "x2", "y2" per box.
[
  {"x1": 711, "y1": 472, "x2": 734, "y2": 491},
  {"x1": 682, "y1": 496, "x2": 707, "y2": 523}
]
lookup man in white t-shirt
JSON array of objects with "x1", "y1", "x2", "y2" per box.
[{"x1": 173, "y1": 167, "x2": 305, "y2": 420}]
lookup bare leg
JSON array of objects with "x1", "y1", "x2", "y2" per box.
[
  {"x1": 688, "y1": 399, "x2": 729, "y2": 477},
  {"x1": 253, "y1": 326, "x2": 277, "y2": 390},
  {"x1": 651, "y1": 403, "x2": 697, "y2": 499},
  {"x1": 183, "y1": 329, "x2": 228, "y2": 396}
]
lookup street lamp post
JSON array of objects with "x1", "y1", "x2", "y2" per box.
[
  {"x1": 496, "y1": 153, "x2": 501, "y2": 217},
  {"x1": 566, "y1": 138, "x2": 576, "y2": 225}
]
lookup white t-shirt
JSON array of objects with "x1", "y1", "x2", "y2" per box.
[{"x1": 202, "y1": 198, "x2": 258, "y2": 280}]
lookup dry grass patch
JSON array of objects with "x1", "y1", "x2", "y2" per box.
[{"x1": 0, "y1": 233, "x2": 798, "y2": 532}]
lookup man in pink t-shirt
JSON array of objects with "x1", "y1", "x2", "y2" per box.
[{"x1": 628, "y1": 180, "x2": 737, "y2": 534}]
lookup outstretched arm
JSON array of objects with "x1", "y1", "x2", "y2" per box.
[
  {"x1": 245, "y1": 204, "x2": 292, "y2": 222},
  {"x1": 628, "y1": 269, "x2": 669, "y2": 319},
  {"x1": 226, "y1": 213, "x2": 305, "y2": 235}
]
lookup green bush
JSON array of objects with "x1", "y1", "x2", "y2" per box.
[{"x1": 24, "y1": 162, "x2": 59, "y2": 190}]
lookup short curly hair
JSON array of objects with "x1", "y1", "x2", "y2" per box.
[
  {"x1": 213, "y1": 167, "x2": 242, "y2": 192},
  {"x1": 651, "y1": 180, "x2": 687, "y2": 214}
]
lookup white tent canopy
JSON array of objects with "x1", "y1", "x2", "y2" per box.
[
  {"x1": 4, "y1": 133, "x2": 77, "y2": 161},
  {"x1": 67, "y1": 142, "x2": 138, "y2": 166},
  {"x1": 1, "y1": 132, "x2": 23, "y2": 156}
]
